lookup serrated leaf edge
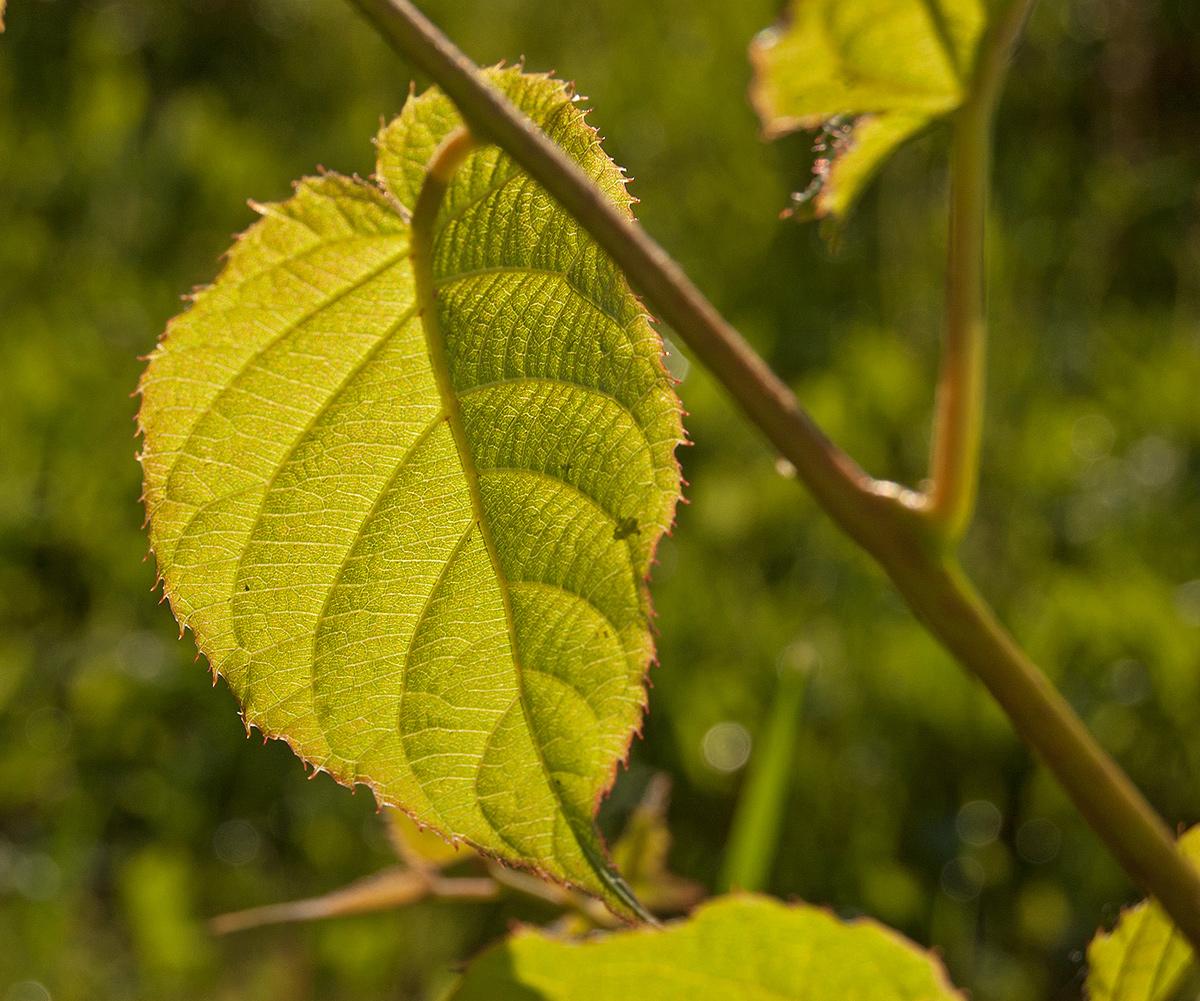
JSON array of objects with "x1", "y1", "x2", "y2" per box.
[{"x1": 135, "y1": 69, "x2": 683, "y2": 919}]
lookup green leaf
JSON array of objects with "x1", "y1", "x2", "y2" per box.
[
  {"x1": 750, "y1": 0, "x2": 986, "y2": 220},
  {"x1": 1086, "y1": 826, "x2": 1200, "y2": 1001},
  {"x1": 449, "y1": 893, "x2": 965, "y2": 999},
  {"x1": 136, "y1": 67, "x2": 683, "y2": 918},
  {"x1": 386, "y1": 807, "x2": 466, "y2": 870}
]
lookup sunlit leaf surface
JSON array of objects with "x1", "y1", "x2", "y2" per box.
[
  {"x1": 749, "y1": 0, "x2": 985, "y2": 219},
  {"x1": 1086, "y1": 826, "x2": 1200, "y2": 1001},
  {"x1": 449, "y1": 893, "x2": 965, "y2": 999},
  {"x1": 137, "y1": 67, "x2": 683, "y2": 917}
]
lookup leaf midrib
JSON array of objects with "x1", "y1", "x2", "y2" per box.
[{"x1": 415, "y1": 177, "x2": 597, "y2": 869}]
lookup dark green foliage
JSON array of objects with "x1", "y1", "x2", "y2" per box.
[{"x1": 1, "y1": 0, "x2": 1199, "y2": 998}]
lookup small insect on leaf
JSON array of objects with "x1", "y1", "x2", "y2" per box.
[{"x1": 136, "y1": 67, "x2": 683, "y2": 920}]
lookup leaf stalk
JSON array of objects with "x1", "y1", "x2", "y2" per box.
[
  {"x1": 925, "y1": 0, "x2": 1036, "y2": 542},
  {"x1": 926, "y1": 97, "x2": 988, "y2": 540}
]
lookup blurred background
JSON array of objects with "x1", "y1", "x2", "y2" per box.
[{"x1": 2, "y1": 0, "x2": 1200, "y2": 997}]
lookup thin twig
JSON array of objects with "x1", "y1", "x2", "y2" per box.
[
  {"x1": 208, "y1": 866, "x2": 498, "y2": 935},
  {"x1": 485, "y1": 862, "x2": 623, "y2": 929}
]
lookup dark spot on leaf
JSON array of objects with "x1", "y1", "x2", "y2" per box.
[{"x1": 613, "y1": 517, "x2": 640, "y2": 541}]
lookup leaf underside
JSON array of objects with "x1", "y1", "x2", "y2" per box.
[
  {"x1": 137, "y1": 67, "x2": 683, "y2": 917},
  {"x1": 449, "y1": 894, "x2": 966, "y2": 1000},
  {"x1": 749, "y1": 0, "x2": 985, "y2": 219},
  {"x1": 1086, "y1": 826, "x2": 1200, "y2": 1001}
]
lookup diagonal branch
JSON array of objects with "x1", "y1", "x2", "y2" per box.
[
  {"x1": 344, "y1": 0, "x2": 1200, "y2": 952},
  {"x1": 345, "y1": 0, "x2": 923, "y2": 563}
]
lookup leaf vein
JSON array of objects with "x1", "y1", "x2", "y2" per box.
[{"x1": 162, "y1": 241, "x2": 412, "y2": 496}]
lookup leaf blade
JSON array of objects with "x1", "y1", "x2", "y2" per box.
[
  {"x1": 1086, "y1": 827, "x2": 1200, "y2": 1001},
  {"x1": 138, "y1": 68, "x2": 682, "y2": 917},
  {"x1": 749, "y1": 0, "x2": 963, "y2": 132},
  {"x1": 813, "y1": 112, "x2": 930, "y2": 219},
  {"x1": 750, "y1": 0, "x2": 985, "y2": 220},
  {"x1": 449, "y1": 893, "x2": 965, "y2": 1000}
]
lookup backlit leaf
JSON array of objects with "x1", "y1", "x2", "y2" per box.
[
  {"x1": 750, "y1": 0, "x2": 986, "y2": 219},
  {"x1": 1086, "y1": 826, "x2": 1200, "y2": 1001},
  {"x1": 386, "y1": 807, "x2": 466, "y2": 870},
  {"x1": 449, "y1": 893, "x2": 965, "y2": 999},
  {"x1": 136, "y1": 67, "x2": 683, "y2": 918}
]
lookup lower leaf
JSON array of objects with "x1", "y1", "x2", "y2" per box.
[
  {"x1": 449, "y1": 893, "x2": 965, "y2": 1000},
  {"x1": 1087, "y1": 826, "x2": 1200, "y2": 1001}
]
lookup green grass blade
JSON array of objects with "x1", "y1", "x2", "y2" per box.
[{"x1": 717, "y1": 656, "x2": 810, "y2": 893}]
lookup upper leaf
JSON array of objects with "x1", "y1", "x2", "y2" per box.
[
  {"x1": 136, "y1": 67, "x2": 683, "y2": 918},
  {"x1": 449, "y1": 893, "x2": 965, "y2": 999},
  {"x1": 749, "y1": 0, "x2": 986, "y2": 220},
  {"x1": 1086, "y1": 826, "x2": 1200, "y2": 1001}
]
